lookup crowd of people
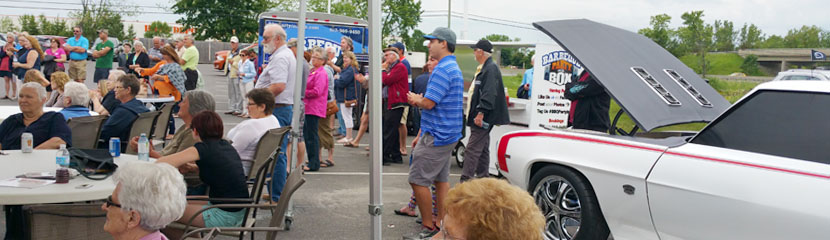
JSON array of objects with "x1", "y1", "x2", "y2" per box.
[{"x1": 1, "y1": 24, "x2": 548, "y2": 240}]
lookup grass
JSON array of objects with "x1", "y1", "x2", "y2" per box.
[
  {"x1": 501, "y1": 75, "x2": 759, "y2": 132},
  {"x1": 679, "y1": 53, "x2": 748, "y2": 76}
]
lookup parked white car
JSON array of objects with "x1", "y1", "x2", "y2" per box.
[
  {"x1": 500, "y1": 20, "x2": 830, "y2": 240},
  {"x1": 772, "y1": 69, "x2": 830, "y2": 81}
]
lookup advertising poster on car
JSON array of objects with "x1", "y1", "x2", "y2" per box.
[
  {"x1": 529, "y1": 43, "x2": 584, "y2": 129},
  {"x1": 258, "y1": 19, "x2": 368, "y2": 65}
]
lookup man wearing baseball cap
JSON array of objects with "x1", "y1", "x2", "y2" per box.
[
  {"x1": 91, "y1": 29, "x2": 114, "y2": 83},
  {"x1": 225, "y1": 36, "x2": 245, "y2": 116},
  {"x1": 387, "y1": 41, "x2": 412, "y2": 156},
  {"x1": 404, "y1": 27, "x2": 464, "y2": 239},
  {"x1": 462, "y1": 39, "x2": 509, "y2": 182}
]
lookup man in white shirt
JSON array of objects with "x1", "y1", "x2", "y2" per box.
[{"x1": 256, "y1": 23, "x2": 297, "y2": 203}]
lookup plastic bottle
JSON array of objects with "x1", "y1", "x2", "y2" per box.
[
  {"x1": 138, "y1": 133, "x2": 150, "y2": 161},
  {"x1": 55, "y1": 144, "x2": 70, "y2": 168}
]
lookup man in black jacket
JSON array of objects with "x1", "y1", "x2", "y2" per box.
[
  {"x1": 462, "y1": 40, "x2": 510, "y2": 182},
  {"x1": 564, "y1": 71, "x2": 610, "y2": 132}
]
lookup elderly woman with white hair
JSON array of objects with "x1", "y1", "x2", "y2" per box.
[
  {"x1": 0, "y1": 82, "x2": 72, "y2": 150},
  {"x1": 59, "y1": 81, "x2": 91, "y2": 121},
  {"x1": 127, "y1": 40, "x2": 150, "y2": 78},
  {"x1": 102, "y1": 161, "x2": 187, "y2": 240}
]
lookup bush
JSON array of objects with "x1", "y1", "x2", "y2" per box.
[{"x1": 740, "y1": 54, "x2": 763, "y2": 76}]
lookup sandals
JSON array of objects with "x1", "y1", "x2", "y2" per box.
[
  {"x1": 324, "y1": 160, "x2": 335, "y2": 167},
  {"x1": 394, "y1": 206, "x2": 418, "y2": 217},
  {"x1": 344, "y1": 142, "x2": 359, "y2": 148}
]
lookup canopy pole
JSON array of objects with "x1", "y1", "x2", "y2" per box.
[
  {"x1": 368, "y1": 0, "x2": 383, "y2": 239},
  {"x1": 286, "y1": 0, "x2": 308, "y2": 223}
]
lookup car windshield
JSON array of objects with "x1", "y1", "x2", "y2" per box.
[{"x1": 782, "y1": 75, "x2": 821, "y2": 80}]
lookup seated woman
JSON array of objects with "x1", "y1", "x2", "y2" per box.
[
  {"x1": 22, "y1": 69, "x2": 50, "y2": 89},
  {"x1": 226, "y1": 88, "x2": 280, "y2": 176},
  {"x1": 45, "y1": 71, "x2": 71, "y2": 107},
  {"x1": 90, "y1": 70, "x2": 127, "y2": 116},
  {"x1": 0, "y1": 82, "x2": 71, "y2": 150},
  {"x1": 157, "y1": 111, "x2": 249, "y2": 238},
  {"x1": 138, "y1": 45, "x2": 185, "y2": 102},
  {"x1": 437, "y1": 178, "x2": 546, "y2": 240},
  {"x1": 59, "y1": 82, "x2": 91, "y2": 121}
]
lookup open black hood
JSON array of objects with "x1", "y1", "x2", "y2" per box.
[{"x1": 533, "y1": 19, "x2": 730, "y2": 132}]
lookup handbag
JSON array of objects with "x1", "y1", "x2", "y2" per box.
[
  {"x1": 68, "y1": 148, "x2": 118, "y2": 180},
  {"x1": 326, "y1": 100, "x2": 339, "y2": 116},
  {"x1": 344, "y1": 81, "x2": 358, "y2": 108}
]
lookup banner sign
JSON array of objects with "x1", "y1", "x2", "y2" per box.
[
  {"x1": 529, "y1": 43, "x2": 584, "y2": 129},
  {"x1": 259, "y1": 19, "x2": 369, "y2": 65}
]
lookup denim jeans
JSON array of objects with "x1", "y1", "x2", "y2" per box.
[
  {"x1": 269, "y1": 105, "x2": 292, "y2": 202},
  {"x1": 336, "y1": 109, "x2": 347, "y2": 136}
]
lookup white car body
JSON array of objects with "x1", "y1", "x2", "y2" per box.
[
  {"x1": 498, "y1": 81, "x2": 830, "y2": 239},
  {"x1": 772, "y1": 69, "x2": 830, "y2": 81}
]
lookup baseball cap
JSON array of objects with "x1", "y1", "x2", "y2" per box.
[
  {"x1": 471, "y1": 39, "x2": 493, "y2": 53},
  {"x1": 230, "y1": 36, "x2": 239, "y2": 43},
  {"x1": 286, "y1": 38, "x2": 298, "y2": 48},
  {"x1": 388, "y1": 42, "x2": 406, "y2": 52},
  {"x1": 97, "y1": 29, "x2": 108, "y2": 35},
  {"x1": 423, "y1": 27, "x2": 456, "y2": 46},
  {"x1": 383, "y1": 47, "x2": 399, "y2": 54}
]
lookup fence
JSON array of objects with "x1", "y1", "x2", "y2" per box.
[
  {"x1": 708, "y1": 75, "x2": 773, "y2": 83},
  {"x1": 136, "y1": 38, "x2": 237, "y2": 64}
]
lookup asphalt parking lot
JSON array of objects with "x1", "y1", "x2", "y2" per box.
[{"x1": 0, "y1": 63, "x2": 463, "y2": 239}]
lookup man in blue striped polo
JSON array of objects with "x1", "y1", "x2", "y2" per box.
[{"x1": 403, "y1": 27, "x2": 464, "y2": 240}]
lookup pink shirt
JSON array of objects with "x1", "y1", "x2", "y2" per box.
[
  {"x1": 45, "y1": 48, "x2": 67, "y2": 69},
  {"x1": 139, "y1": 231, "x2": 169, "y2": 240},
  {"x1": 304, "y1": 65, "x2": 329, "y2": 118}
]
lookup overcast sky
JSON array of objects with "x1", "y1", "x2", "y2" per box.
[{"x1": 4, "y1": 0, "x2": 828, "y2": 43}]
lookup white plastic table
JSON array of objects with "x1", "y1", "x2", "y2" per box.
[
  {"x1": 136, "y1": 95, "x2": 175, "y2": 103},
  {"x1": 0, "y1": 150, "x2": 148, "y2": 205},
  {"x1": 0, "y1": 106, "x2": 98, "y2": 123}
]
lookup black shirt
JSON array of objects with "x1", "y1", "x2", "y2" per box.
[
  {"x1": 194, "y1": 139, "x2": 250, "y2": 212},
  {"x1": 101, "y1": 90, "x2": 120, "y2": 114}
]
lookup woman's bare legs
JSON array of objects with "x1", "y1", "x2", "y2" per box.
[{"x1": 349, "y1": 112, "x2": 369, "y2": 145}]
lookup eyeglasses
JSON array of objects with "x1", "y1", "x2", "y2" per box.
[
  {"x1": 105, "y1": 195, "x2": 122, "y2": 208},
  {"x1": 73, "y1": 30, "x2": 80, "y2": 33}
]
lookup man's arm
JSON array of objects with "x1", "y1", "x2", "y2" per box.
[
  {"x1": 475, "y1": 68, "x2": 499, "y2": 116},
  {"x1": 267, "y1": 56, "x2": 291, "y2": 97},
  {"x1": 269, "y1": 83, "x2": 286, "y2": 96},
  {"x1": 35, "y1": 137, "x2": 65, "y2": 149},
  {"x1": 407, "y1": 92, "x2": 437, "y2": 110}
]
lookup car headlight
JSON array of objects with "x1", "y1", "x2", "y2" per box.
[{"x1": 217, "y1": 56, "x2": 224, "y2": 61}]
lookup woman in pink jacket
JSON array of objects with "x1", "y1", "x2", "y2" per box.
[{"x1": 303, "y1": 47, "x2": 330, "y2": 171}]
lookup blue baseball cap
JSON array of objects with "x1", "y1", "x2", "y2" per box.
[{"x1": 388, "y1": 42, "x2": 406, "y2": 52}]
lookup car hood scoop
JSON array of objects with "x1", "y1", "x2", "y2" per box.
[{"x1": 533, "y1": 19, "x2": 730, "y2": 132}]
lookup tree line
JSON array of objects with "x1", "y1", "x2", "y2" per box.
[{"x1": 639, "y1": 11, "x2": 830, "y2": 75}]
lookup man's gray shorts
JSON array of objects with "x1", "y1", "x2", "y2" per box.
[{"x1": 409, "y1": 133, "x2": 454, "y2": 187}]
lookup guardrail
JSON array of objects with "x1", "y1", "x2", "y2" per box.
[{"x1": 707, "y1": 75, "x2": 773, "y2": 82}]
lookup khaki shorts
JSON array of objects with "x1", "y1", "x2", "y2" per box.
[
  {"x1": 68, "y1": 60, "x2": 87, "y2": 80},
  {"x1": 399, "y1": 106, "x2": 409, "y2": 125},
  {"x1": 409, "y1": 133, "x2": 454, "y2": 187}
]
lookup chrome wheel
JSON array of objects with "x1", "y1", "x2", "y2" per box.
[
  {"x1": 454, "y1": 143, "x2": 465, "y2": 168},
  {"x1": 533, "y1": 175, "x2": 582, "y2": 240}
]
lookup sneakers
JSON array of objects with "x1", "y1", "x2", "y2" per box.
[{"x1": 402, "y1": 226, "x2": 439, "y2": 240}]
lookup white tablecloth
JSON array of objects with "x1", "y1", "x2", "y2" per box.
[
  {"x1": 136, "y1": 95, "x2": 175, "y2": 103},
  {"x1": 0, "y1": 106, "x2": 98, "y2": 123},
  {"x1": 0, "y1": 150, "x2": 149, "y2": 205}
]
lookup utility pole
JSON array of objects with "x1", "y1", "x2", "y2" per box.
[
  {"x1": 327, "y1": 0, "x2": 331, "y2": 14},
  {"x1": 447, "y1": 0, "x2": 451, "y2": 28}
]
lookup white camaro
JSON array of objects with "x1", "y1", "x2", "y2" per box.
[{"x1": 501, "y1": 20, "x2": 830, "y2": 240}]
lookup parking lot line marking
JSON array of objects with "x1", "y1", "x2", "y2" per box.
[{"x1": 305, "y1": 172, "x2": 461, "y2": 177}]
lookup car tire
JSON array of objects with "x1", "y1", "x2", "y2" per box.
[
  {"x1": 452, "y1": 142, "x2": 465, "y2": 168},
  {"x1": 529, "y1": 165, "x2": 610, "y2": 240}
]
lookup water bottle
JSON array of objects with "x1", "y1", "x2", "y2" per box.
[
  {"x1": 55, "y1": 144, "x2": 70, "y2": 168},
  {"x1": 481, "y1": 121, "x2": 491, "y2": 130},
  {"x1": 138, "y1": 133, "x2": 150, "y2": 161}
]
